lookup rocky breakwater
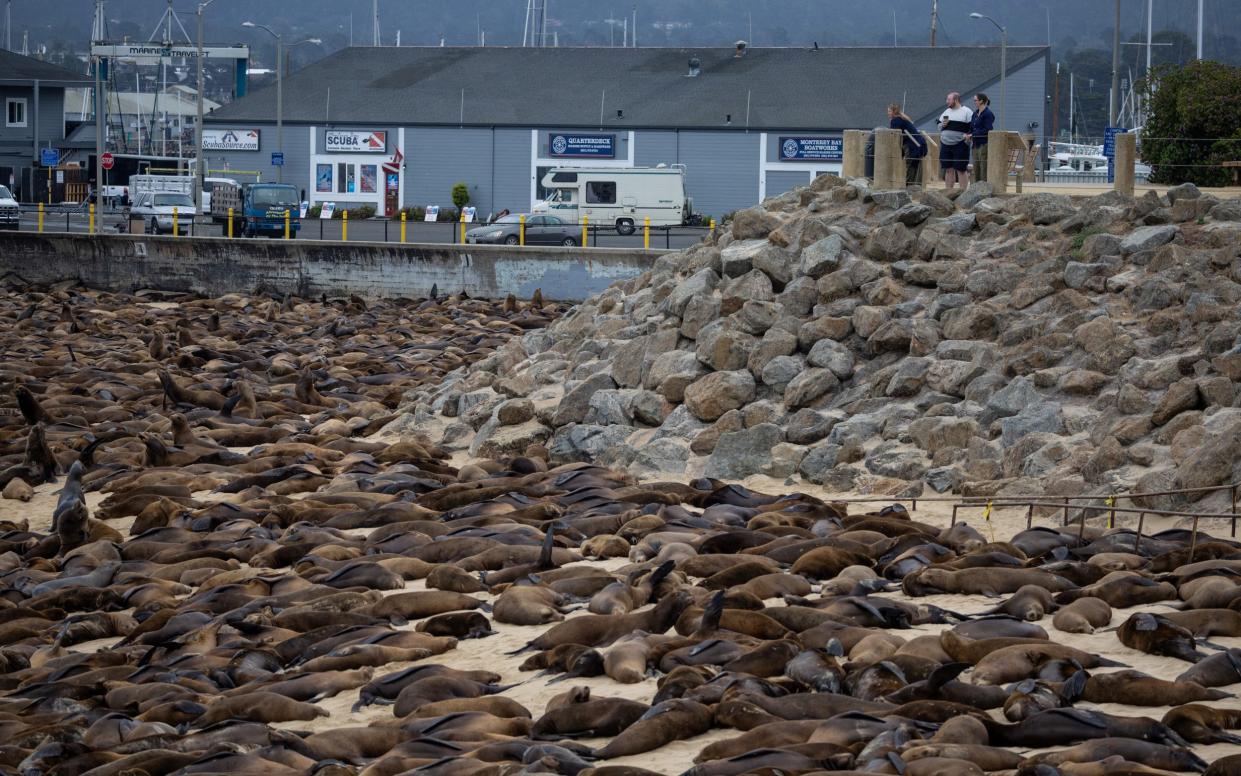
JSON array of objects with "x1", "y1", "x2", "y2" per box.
[{"x1": 402, "y1": 176, "x2": 1241, "y2": 509}]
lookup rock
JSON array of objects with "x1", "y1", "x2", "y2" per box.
[
  {"x1": 799, "y1": 444, "x2": 841, "y2": 483},
  {"x1": 909, "y1": 417, "x2": 979, "y2": 453},
  {"x1": 999, "y1": 402, "x2": 1064, "y2": 448},
  {"x1": 2, "y1": 478, "x2": 32, "y2": 502},
  {"x1": 1166, "y1": 182, "x2": 1202, "y2": 203},
  {"x1": 861, "y1": 277, "x2": 906, "y2": 307},
  {"x1": 1060, "y1": 370, "x2": 1109, "y2": 396},
  {"x1": 783, "y1": 368, "x2": 840, "y2": 409},
  {"x1": 868, "y1": 320, "x2": 913, "y2": 354},
  {"x1": 786, "y1": 409, "x2": 841, "y2": 445},
  {"x1": 681, "y1": 295, "x2": 722, "y2": 339},
  {"x1": 1064, "y1": 261, "x2": 1110, "y2": 289},
  {"x1": 864, "y1": 446, "x2": 929, "y2": 480},
  {"x1": 1116, "y1": 384, "x2": 1151, "y2": 415},
  {"x1": 887, "y1": 203, "x2": 933, "y2": 227},
  {"x1": 870, "y1": 189, "x2": 912, "y2": 209},
  {"x1": 941, "y1": 305, "x2": 998, "y2": 340},
  {"x1": 1151, "y1": 379, "x2": 1202, "y2": 426},
  {"x1": 553, "y1": 373, "x2": 618, "y2": 426},
  {"x1": 761, "y1": 355, "x2": 806, "y2": 390},
  {"x1": 548, "y1": 424, "x2": 635, "y2": 467},
  {"x1": 696, "y1": 323, "x2": 758, "y2": 371},
  {"x1": 470, "y1": 419, "x2": 552, "y2": 459},
  {"x1": 653, "y1": 404, "x2": 709, "y2": 442},
  {"x1": 1081, "y1": 233, "x2": 1122, "y2": 259},
  {"x1": 885, "y1": 358, "x2": 931, "y2": 397},
  {"x1": 956, "y1": 181, "x2": 995, "y2": 209},
  {"x1": 662, "y1": 268, "x2": 720, "y2": 317},
  {"x1": 704, "y1": 423, "x2": 785, "y2": 479},
  {"x1": 631, "y1": 438, "x2": 691, "y2": 475},
  {"x1": 852, "y1": 306, "x2": 892, "y2": 339},
  {"x1": 806, "y1": 339, "x2": 856, "y2": 379},
  {"x1": 690, "y1": 410, "x2": 745, "y2": 455},
  {"x1": 799, "y1": 317, "x2": 853, "y2": 349},
  {"x1": 735, "y1": 300, "x2": 780, "y2": 335},
  {"x1": 747, "y1": 328, "x2": 799, "y2": 377},
  {"x1": 1175, "y1": 425, "x2": 1241, "y2": 499},
  {"x1": 777, "y1": 276, "x2": 820, "y2": 317},
  {"x1": 647, "y1": 351, "x2": 707, "y2": 403},
  {"x1": 864, "y1": 222, "x2": 918, "y2": 262},
  {"x1": 684, "y1": 371, "x2": 757, "y2": 422},
  {"x1": 731, "y1": 206, "x2": 783, "y2": 240},
  {"x1": 496, "y1": 398, "x2": 535, "y2": 426},
  {"x1": 1010, "y1": 193, "x2": 1076, "y2": 224},
  {"x1": 719, "y1": 239, "x2": 767, "y2": 277},
  {"x1": 1010, "y1": 276, "x2": 1056, "y2": 309},
  {"x1": 981, "y1": 376, "x2": 1041, "y2": 427},
  {"x1": 631, "y1": 390, "x2": 670, "y2": 426},
  {"x1": 721, "y1": 269, "x2": 776, "y2": 314},
  {"x1": 1208, "y1": 199, "x2": 1241, "y2": 221},
  {"x1": 583, "y1": 389, "x2": 632, "y2": 426},
  {"x1": 925, "y1": 466, "x2": 964, "y2": 493},
  {"x1": 752, "y1": 244, "x2": 800, "y2": 287},
  {"x1": 799, "y1": 234, "x2": 846, "y2": 278},
  {"x1": 1120, "y1": 224, "x2": 1178, "y2": 255}
]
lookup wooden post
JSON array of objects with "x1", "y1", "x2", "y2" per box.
[
  {"x1": 1026, "y1": 503, "x2": 1034, "y2": 529},
  {"x1": 1114, "y1": 132, "x2": 1136, "y2": 196},
  {"x1": 519, "y1": 215, "x2": 526, "y2": 246},
  {"x1": 873, "y1": 128, "x2": 904, "y2": 189},
  {"x1": 1135, "y1": 513, "x2": 1144, "y2": 553},
  {"x1": 842, "y1": 130, "x2": 867, "y2": 179},
  {"x1": 923, "y1": 134, "x2": 942, "y2": 185},
  {"x1": 1188, "y1": 516, "x2": 1200, "y2": 563},
  {"x1": 987, "y1": 131, "x2": 1016, "y2": 193}
]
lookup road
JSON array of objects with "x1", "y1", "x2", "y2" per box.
[{"x1": 13, "y1": 209, "x2": 707, "y2": 250}]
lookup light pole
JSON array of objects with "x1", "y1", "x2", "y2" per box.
[
  {"x1": 970, "y1": 12, "x2": 1007, "y2": 132},
  {"x1": 195, "y1": 0, "x2": 216, "y2": 215},
  {"x1": 242, "y1": 22, "x2": 319, "y2": 183}
]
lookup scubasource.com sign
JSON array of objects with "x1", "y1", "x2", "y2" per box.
[{"x1": 202, "y1": 129, "x2": 260, "y2": 151}]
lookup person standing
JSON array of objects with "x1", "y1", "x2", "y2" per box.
[
  {"x1": 938, "y1": 91, "x2": 973, "y2": 190},
  {"x1": 966, "y1": 92, "x2": 995, "y2": 183},
  {"x1": 888, "y1": 103, "x2": 927, "y2": 185}
]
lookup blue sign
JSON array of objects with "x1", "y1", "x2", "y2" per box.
[
  {"x1": 1103, "y1": 127, "x2": 1127, "y2": 184},
  {"x1": 39, "y1": 148, "x2": 59, "y2": 167},
  {"x1": 271, "y1": 151, "x2": 285, "y2": 167},
  {"x1": 549, "y1": 133, "x2": 615, "y2": 158},
  {"x1": 779, "y1": 137, "x2": 843, "y2": 162}
]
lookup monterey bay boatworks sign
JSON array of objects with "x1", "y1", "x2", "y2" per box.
[
  {"x1": 779, "y1": 137, "x2": 843, "y2": 161},
  {"x1": 325, "y1": 130, "x2": 388, "y2": 153},
  {"x1": 549, "y1": 133, "x2": 615, "y2": 158},
  {"x1": 202, "y1": 129, "x2": 260, "y2": 151}
]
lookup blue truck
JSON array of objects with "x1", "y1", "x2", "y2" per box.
[{"x1": 212, "y1": 182, "x2": 301, "y2": 238}]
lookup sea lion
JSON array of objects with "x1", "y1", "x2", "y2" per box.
[
  {"x1": 510, "y1": 591, "x2": 691, "y2": 653},
  {"x1": 987, "y1": 708, "x2": 1188, "y2": 748},
  {"x1": 1023, "y1": 739, "x2": 1208, "y2": 773},
  {"x1": 1177, "y1": 648, "x2": 1241, "y2": 688},
  {"x1": 493, "y1": 585, "x2": 567, "y2": 625},
  {"x1": 1059, "y1": 668, "x2": 1231, "y2": 706},
  {"x1": 1052, "y1": 597, "x2": 1112, "y2": 634},
  {"x1": 1117, "y1": 612, "x2": 1204, "y2": 663},
  {"x1": 1161, "y1": 704, "x2": 1241, "y2": 744},
  {"x1": 985, "y1": 585, "x2": 1058, "y2": 621},
  {"x1": 1162, "y1": 609, "x2": 1241, "y2": 638},
  {"x1": 193, "y1": 692, "x2": 330, "y2": 726},
  {"x1": 416, "y1": 611, "x2": 495, "y2": 639},
  {"x1": 604, "y1": 631, "x2": 655, "y2": 684},
  {"x1": 970, "y1": 643, "x2": 1125, "y2": 684},
  {"x1": 903, "y1": 744, "x2": 1024, "y2": 771},
  {"x1": 53, "y1": 460, "x2": 90, "y2": 553},
  {"x1": 531, "y1": 698, "x2": 649, "y2": 739},
  {"x1": 1054, "y1": 574, "x2": 1177, "y2": 608},
  {"x1": 903, "y1": 567, "x2": 1076, "y2": 597},
  {"x1": 591, "y1": 699, "x2": 713, "y2": 759}
]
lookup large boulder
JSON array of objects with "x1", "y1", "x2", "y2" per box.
[
  {"x1": 704, "y1": 423, "x2": 785, "y2": 479},
  {"x1": 731, "y1": 206, "x2": 783, "y2": 240},
  {"x1": 695, "y1": 322, "x2": 758, "y2": 371},
  {"x1": 647, "y1": 351, "x2": 708, "y2": 403},
  {"x1": 1120, "y1": 225, "x2": 1178, "y2": 255},
  {"x1": 684, "y1": 371, "x2": 757, "y2": 422},
  {"x1": 783, "y1": 368, "x2": 839, "y2": 409},
  {"x1": 548, "y1": 424, "x2": 635, "y2": 466},
  {"x1": 553, "y1": 373, "x2": 618, "y2": 426},
  {"x1": 799, "y1": 234, "x2": 846, "y2": 278},
  {"x1": 806, "y1": 339, "x2": 856, "y2": 380},
  {"x1": 864, "y1": 222, "x2": 918, "y2": 262}
]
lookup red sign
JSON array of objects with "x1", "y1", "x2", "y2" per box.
[{"x1": 100, "y1": 152, "x2": 115, "y2": 170}]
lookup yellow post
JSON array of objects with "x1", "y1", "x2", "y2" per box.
[
  {"x1": 400, "y1": 211, "x2": 407, "y2": 243},
  {"x1": 581, "y1": 215, "x2": 588, "y2": 246},
  {"x1": 227, "y1": 207, "x2": 234, "y2": 238},
  {"x1": 643, "y1": 217, "x2": 650, "y2": 249},
  {"x1": 89, "y1": 203, "x2": 95, "y2": 234},
  {"x1": 172, "y1": 207, "x2": 179, "y2": 236},
  {"x1": 284, "y1": 209, "x2": 290, "y2": 239},
  {"x1": 459, "y1": 212, "x2": 466, "y2": 244},
  {"x1": 709, "y1": 218, "x2": 716, "y2": 234},
  {"x1": 342, "y1": 209, "x2": 348, "y2": 242},
  {"x1": 38, "y1": 203, "x2": 44, "y2": 233},
  {"x1": 519, "y1": 215, "x2": 525, "y2": 246}
]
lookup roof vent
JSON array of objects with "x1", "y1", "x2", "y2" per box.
[
  {"x1": 686, "y1": 57, "x2": 701, "y2": 77},
  {"x1": 734, "y1": 40, "x2": 747, "y2": 58}
]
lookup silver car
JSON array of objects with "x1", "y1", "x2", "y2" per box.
[
  {"x1": 129, "y1": 192, "x2": 197, "y2": 235},
  {"x1": 466, "y1": 214, "x2": 578, "y2": 246}
]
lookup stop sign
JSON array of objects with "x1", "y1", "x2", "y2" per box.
[{"x1": 100, "y1": 152, "x2": 115, "y2": 170}]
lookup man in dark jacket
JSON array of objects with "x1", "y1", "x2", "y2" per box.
[{"x1": 966, "y1": 93, "x2": 995, "y2": 182}]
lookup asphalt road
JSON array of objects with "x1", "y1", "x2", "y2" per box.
[{"x1": 14, "y1": 209, "x2": 708, "y2": 250}]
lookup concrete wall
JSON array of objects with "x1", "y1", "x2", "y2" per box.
[{"x1": 0, "y1": 231, "x2": 660, "y2": 301}]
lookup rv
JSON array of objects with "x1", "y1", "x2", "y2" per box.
[{"x1": 533, "y1": 165, "x2": 694, "y2": 234}]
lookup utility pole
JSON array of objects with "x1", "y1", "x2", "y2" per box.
[
  {"x1": 632, "y1": 5, "x2": 636, "y2": 47},
  {"x1": 1052, "y1": 62, "x2": 1060, "y2": 141},
  {"x1": 1197, "y1": 0, "x2": 1204, "y2": 59},
  {"x1": 5, "y1": 0, "x2": 10, "y2": 52},
  {"x1": 930, "y1": 0, "x2": 938, "y2": 47},
  {"x1": 1109, "y1": 0, "x2": 1120, "y2": 126},
  {"x1": 195, "y1": 1, "x2": 214, "y2": 217},
  {"x1": 373, "y1": 0, "x2": 380, "y2": 46}
]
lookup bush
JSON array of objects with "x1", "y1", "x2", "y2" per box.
[
  {"x1": 451, "y1": 182, "x2": 470, "y2": 210},
  {"x1": 305, "y1": 204, "x2": 375, "y2": 219},
  {"x1": 1142, "y1": 60, "x2": 1241, "y2": 187}
]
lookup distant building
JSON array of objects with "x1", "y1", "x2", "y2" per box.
[
  {"x1": 64, "y1": 86, "x2": 221, "y2": 156},
  {"x1": 0, "y1": 49, "x2": 92, "y2": 200},
  {"x1": 204, "y1": 45, "x2": 1049, "y2": 219}
]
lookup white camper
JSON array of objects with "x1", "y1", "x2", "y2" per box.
[{"x1": 534, "y1": 165, "x2": 693, "y2": 234}]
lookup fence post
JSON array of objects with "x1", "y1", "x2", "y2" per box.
[
  {"x1": 1135, "y1": 513, "x2": 1145, "y2": 553},
  {"x1": 460, "y1": 212, "x2": 466, "y2": 244},
  {"x1": 1188, "y1": 516, "x2": 1200, "y2": 563},
  {"x1": 1114, "y1": 132, "x2": 1136, "y2": 197},
  {"x1": 401, "y1": 211, "x2": 407, "y2": 243},
  {"x1": 228, "y1": 208, "x2": 234, "y2": 238},
  {"x1": 38, "y1": 203, "x2": 44, "y2": 233},
  {"x1": 342, "y1": 210, "x2": 348, "y2": 242},
  {"x1": 1026, "y1": 503, "x2": 1033, "y2": 529},
  {"x1": 172, "y1": 207, "x2": 179, "y2": 237},
  {"x1": 581, "y1": 216, "x2": 587, "y2": 247},
  {"x1": 643, "y1": 217, "x2": 650, "y2": 249},
  {"x1": 519, "y1": 215, "x2": 525, "y2": 246},
  {"x1": 873, "y1": 128, "x2": 904, "y2": 189},
  {"x1": 1232, "y1": 484, "x2": 1237, "y2": 538},
  {"x1": 284, "y1": 210, "x2": 290, "y2": 240},
  {"x1": 842, "y1": 129, "x2": 867, "y2": 178},
  {"x1": 89, "y1": 203, "x2": 95, "y2": 234},
  {"x1": 922, "y1": 133, "x2": 942, "y2": 185},
  {"x1": 987, "y1": 131, "x2": 1017, "y2": 194}
]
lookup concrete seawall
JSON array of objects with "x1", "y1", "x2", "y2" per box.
[{"x1": 0, "y1": 232, "x2": 667, "y2": 301}]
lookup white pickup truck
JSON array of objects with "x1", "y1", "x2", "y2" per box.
[
  {"x1": 0, "y1": 185, "x2": 18, "y2": 230},
  {"x1": 129, "y1": 191, "x2": 196, "y2": 235}
]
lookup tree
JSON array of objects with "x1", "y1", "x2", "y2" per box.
[
  {"x1": 1141, "y1": 60, "x2": 1241, "y2": 186},
  {"x1": 451, "y1": 182, "x2": 470, "y2": 211}
]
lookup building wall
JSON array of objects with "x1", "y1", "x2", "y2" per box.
[
  {"x1": 492, "y1": 129, "x2": 530, "y2": 216},
  {"x1": 676, "y1": 131, "x2": 760, "y2": 221},
  {"x1": 634, "y1": 130, "x2": 678, "y2": 167},
  {"x1": 1, "y1": 84, "x2": 70, "y2": 200},
  {"x1": 406, "y1": 127, "x2": 495, "y2": 216},
  {"x1": 765, "y1": 170, "x2": 812, "y2": 197},
  {"x1": 202, "y1": 123, "x2": 311, "y2": 194},
  {"x1": 915, "y1": 55, "x2": 1048, "y2": 151}
]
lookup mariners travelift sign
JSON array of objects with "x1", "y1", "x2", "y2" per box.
[{"x1": 325, "y1": 130, "x2": 388, "y2": 153}]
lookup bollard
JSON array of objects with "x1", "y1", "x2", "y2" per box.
[
  {"x1": 284, "y1": 210, "x2": 290, "y2": 239},
  {"x1": 38, "y1": 203, "x2": 44, "y2": 233},
  {"x1": 643, "y1": 217, "x2": 650, "y2": 249},
  {"x1": 873, "y1": 128, "x2": 904, "y2": 190},
  {"x1": 460, "y1": 212, "x2": 466, "y2": 244},
  {"x1": 400, "y1": 211, "x2": 407, "y2": 243},
  {"x1": 342, "y1": 209, "x2": 348, "y2": 242},
  {"x1": 987, "y1": 131, "x2": 1018, "y2": 193},
  {"x1": 1114, "y1": 133, "x2": 1136, "y2": 197},
  {"x1": 709, "y1": 218, "x2": 716, "y2": 235},
  {"x1": 924, "y1": 134, "x2": 942, "y2": 184},
  {"x1": 581, "y1": 215, "x2": 588, "y2": 246},
  {"x1": 172, "y1": 207, "x2": 179, "y2": 237},
  {"x1": 519, "y1": 215, "x2": 526, "y2": 246},
  {"x1": 227, "y1": 208, "x2": 234, "y2": 238},
  {"x1": 89, "y1": 203, "x2": 95, "y2": 234},
  {"x1": 842, "y1": 130, "x2": 867, "y2": 179}
]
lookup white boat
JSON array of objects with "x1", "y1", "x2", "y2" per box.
[{"x1": 1046, "y1": 142, "x2": 1151, "y2": 180}]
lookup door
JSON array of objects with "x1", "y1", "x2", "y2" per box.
[
  {"x1": 384, "y1": 173, "x2": 399, "y2": 217},
  {"x1": 526, "y1": 216, "x2": 549, "y2": 245}
]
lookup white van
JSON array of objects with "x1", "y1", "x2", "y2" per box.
[{"x1": 534, "y1": 166, "x2": 693, "y2": 234}]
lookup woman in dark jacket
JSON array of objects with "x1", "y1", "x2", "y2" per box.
[{"x1": 888, "y1": 103, "x2": 927, "y2": 185}]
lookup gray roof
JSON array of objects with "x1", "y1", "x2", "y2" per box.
[
  {"x1": 208, "y1": 45, "x2": 1047, "y2": 131},
  {"x1": 0, "y1": 49, "x2": 92, "y2": 85}
]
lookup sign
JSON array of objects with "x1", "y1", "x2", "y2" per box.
[
  {"x1": 55, "y1": 171, "x2": 64, "y2": 184},
  {"x1": 320, "y1": 202, "x2": 335, "y2": 219},
  {"x1": 549, "y1": 133, "x2": 615, "y2": 158},
  {"x1": 325, "y1": 130, "x2": 387, "y2": 153},
  {"x1": 271, "y1": 152, "x2": 284, "y2": 167},
  {"x1": 91, "y1": 44, "x2": 250, "y2": 61},
  {"x1": 202, "y1": 129, "x2": 260, "y2": 152},
  {"x1": 463, "y1": 207, "x2": 476, "y2": 223},
  {"x1": 424, "y1": 205, "x2": 440, "y2": 222},
  {"x1": 1103, "y1": 127, "x2": 1127, "y2": 184},
  {"x1": 300, "y1": 201, "x2": 309, "y2": 219},
  {"x1": 40, "y1": 148, "x2": 59, "y2": 167},
  {"x1": 778, "y1": 137, "x2": 843, "y2": 162},
  {"x1": 100, "y1": 152, "x2": 115, "y2": 170}
]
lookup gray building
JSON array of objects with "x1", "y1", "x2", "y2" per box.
[
  {"x1": 0, "y1": 49, "x2": 92, "y2": 201},
  {"x1": 205, "y1": 45, "x2": 1050, "y2": 221}
]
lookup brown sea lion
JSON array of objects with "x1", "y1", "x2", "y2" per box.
[
  {"x1": 531, "y1": 697, "x2": 649, "y2": 739},
  {"x1": 1052, "y1": 597, "x2": 1112, "y2": 634},
  {"x1": 510, "y1": 591, "x2": 691, "y2": 653},
  {"x1": 591, "y1": 699, "x2": 713, "y2": 759},
  {"x1": 1161, "y1": 704, "x2": 1241, "y2": 744},
  {"x1": 1059, "y1": 668, "x2": 1231, "y2": 706},
  {"x1": 1023, "y1": 738, "x2": 1208, "y2": 773},
  {"x1": 1116, "y1": 612, "x2": 1204, "y2": 663},
  {"x1": 985, "y1": 585, "x2": 1058, "y2": 621},
  {"x1": 1177, "y1": 649, "x2": 1241, "y2": 688},
  {"x1": 903, "y1": 567, "x2": 1076, "y2": 597},
  {"x1": 193, "y1": 692, "x2": 329, "y2": 726},
  {"x1": 970, "y1": 643, "x2": 1126, "y2": 684}
]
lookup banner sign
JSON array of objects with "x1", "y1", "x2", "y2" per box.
[
  {"x1": 463, "y1": 206, "x2": 477, "y2": 223},
  {"x1": 325, "y1": 130, "x2": 387, "y2": 153},
  {"x1": 779, "y1": 137, "x2": 843, "y2": 161},
  {"x1": 202, "y1": 129, "x2": 259, "y2": 151},
  {"x1": 39, "y1": 148, "x2": 60, "y2": 167},
  {"x1": 1104, "y1": 126, "x2": 1127, "y2": 184},
  {"x1": 424, "y1": 205, "x2": 440, "y2": 222},
  {"x1": 320, "y1": 202, "x2": 335, "y2": 219},
  {"x1": 549, "y1": 133, "x2": 615, "y2": 158},
  {"x1": 92, "y1": 44, "x2": 249, "y2": 61}
]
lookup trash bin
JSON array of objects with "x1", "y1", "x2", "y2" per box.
[{"x1": 129, "y1": 213, "x2": 146, "y2": 234}]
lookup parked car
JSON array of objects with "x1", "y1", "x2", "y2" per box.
[
  {"x1": 100, "y1": 185, "x2": 128, "y2": 207},
  {"x1": 466, "y1": 214, "x2": 578, "y2": 246},
  {"x1": 129, "y1": 192, "x2": 197, "y2": 235},
  {"x1": 0, "y1": 185, "x2": 18, "y2": 231}
]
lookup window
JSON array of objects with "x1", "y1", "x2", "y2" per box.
[
  {"x1": 6, "y1": 98, "x2": 26, "y2": 128},
  {"x1": 586, "y1": 180, "x2": 616, "y2": 204}
]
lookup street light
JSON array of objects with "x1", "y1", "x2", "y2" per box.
[
  {"x1": 970, "y1": 12, "x2": 1007, "y2": 132},
  {"x1": 242, "y1": 21, "x2": 320, "y2": 183},
  {"x1": 195, "y1": 0, "x2": 216, "y2": 216}
]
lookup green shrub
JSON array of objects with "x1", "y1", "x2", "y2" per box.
[
  {"x1": 451, "y1": 182, "x2": 470, "y2": 210},
  {"x1": 1142, "y1": 60, "x2": 1241, "y2": 187}
]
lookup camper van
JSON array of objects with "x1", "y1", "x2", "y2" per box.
[{"x1": 533, "y1": 166, "x2": 693, "y2": 234}]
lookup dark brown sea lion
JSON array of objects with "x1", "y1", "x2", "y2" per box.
[
  {"x1": 1177, "y1": 648, "x2": 1241, "y2": 688},
  {"x1": 1059, "y1": 668, "x2": 1231, "y2": 706},
  {"x1": 971, "y1": 642, "x2": 1126, "y2": 684},
  {"x1": 591, "y1": 698, "x2": 713, "y2": 759},
  {"x1": 1053, "y1": 597, "x2": 1112, "y2": 634},
  {"x1": 416, "y1": 610, "x2": 495, "y2": 639},
  {"x1": 903, "y1": 567, "x2": 1076, "y2": 597},
  {"x1": 1022, "y1": 739, "x2": 1208, "y2": 773},
  {"x1": 52, "y1": 460, "x2": 89, "y2": 553},
  {"x1": 986, "y1": 708, "x2": 1189, "y2": 748},
  {"x1": 531, "y1": 697, "x2": 649, "y2": 739},
  {"x1": 193, "y1": 692, "x2": 329, "y2": 726},
  {"x1": 1162, "y1": 704, "x2": 1241, "y2": 745},
  {"x1": 510, "y1": 591, "x2": 691, "y2": 653},
  {"x1": 1116, "y1": 612, "x2": 1204, "y2": 663},
  {"x1": 1054, "y1": 574, "x2": 1177, "y2": 608}
]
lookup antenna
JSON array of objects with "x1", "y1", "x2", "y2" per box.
[
  {"x1": 373, "y1": 0, "x2": 380, "y2": 46},
  {"x1": 930, "y1": 0, "x2": 938, "y2": 47},
  {"x1": 523, "y1": 0, "x2": 548, "y2": 47}
]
